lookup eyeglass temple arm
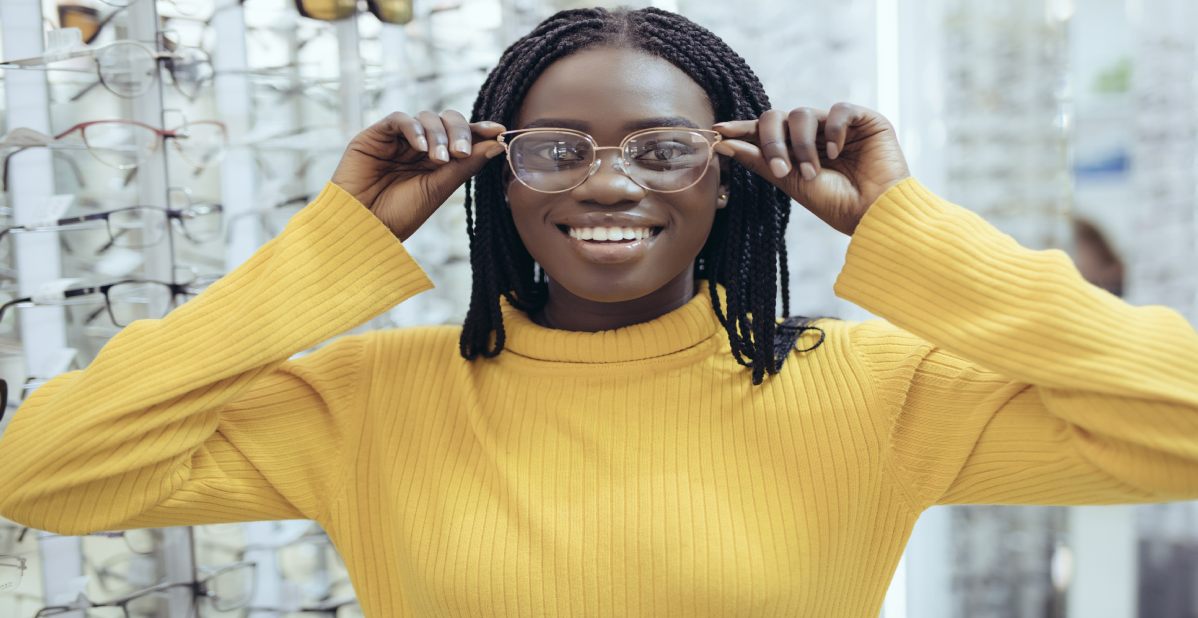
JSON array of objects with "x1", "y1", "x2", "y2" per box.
[{"x1": 69, "y1": 78, "x2": 104, "y2": 103}]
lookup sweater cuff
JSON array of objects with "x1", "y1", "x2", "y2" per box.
[
  {"x1": 831, "y1": 176, "x2": 1058, "y2": 344},
  {"x1": 298, "y1": 181, "x2": 435, "y2": 301}
]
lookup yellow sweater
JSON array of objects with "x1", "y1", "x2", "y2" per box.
[{"x1": 1, "y1": 178, "x2": 1196, "y2": 617}]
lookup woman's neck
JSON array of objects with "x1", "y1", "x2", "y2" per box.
[{"x1": 532, "y1": 268, "x2": 698, "y2": 332}]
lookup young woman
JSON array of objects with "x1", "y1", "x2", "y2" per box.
[{"x1": 2, "y1": 7, "x2": 1196, "y2": 617}]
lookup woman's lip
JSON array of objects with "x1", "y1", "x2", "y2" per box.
[{"x1": 558, "y1": 227, "x2": 661, "y2": 264}]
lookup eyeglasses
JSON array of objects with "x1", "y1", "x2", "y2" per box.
[
  {"x1": 0, "y1": 276, "x2": 211, "y2": 335},
  {"x1": 295, "y1": 0, "x2": 414, "y2": 25},
  {"x1": 33, "y1": 560, "x2": 257, "y2": 617},
  {"x1": 58, "y1": 4, "x2": 111, "y2": 45},
  {"x1": 0, "y1": 202, "x2": 223, "y2": 260},
  {"x1": 13, "y1": 526, "x2": 157, "y2": 555},
  {"x1": 249, "y1": 596, "x2": 364, "y2": 617},
  {"x1": 1, "y1": 35, "x2": 215, "y2": 101},
  {"x1": 1, "y1": 119, "x2": 227, "y2": 174},
  {"x1": 0, "y1": 554, "x2": 27, "y2": 593},
  {"x1": 495, "y1": 127, "x2": 723, "y2": 194}
]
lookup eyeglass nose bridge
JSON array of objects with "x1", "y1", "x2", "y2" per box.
[{"x1": 585, "y1": 145, "x2": 632, "y2": 178}]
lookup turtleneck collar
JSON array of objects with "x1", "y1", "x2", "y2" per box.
[{"x1": 499, "y1": 280, "x2": 723, "y2": 364}]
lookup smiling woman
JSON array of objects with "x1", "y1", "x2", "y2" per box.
[
  {"x1": 2, "y1": 6, "x2": 1198, "y2": 618},
  {"x1": 459, "y1": 19, "x2": 804, "y2": 381}
]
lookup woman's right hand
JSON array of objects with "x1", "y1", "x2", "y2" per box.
[{"x1": 331, "y1": 110, "x2": 507, "y2": 241}]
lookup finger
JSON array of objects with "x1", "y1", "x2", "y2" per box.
[
  {"x1": 423, "y1": 135, "x2": 507, "y2": 195},
  {"x1": 441, "y1": 109, "x2": 473, "y2": 159},
  {"x1": 416, "y1": 110, "x2": 450, "y2": 164},
  {"x1": 787, "y1": 107, "x2": 826, "y2": 181},
  {"x1": 756, "y1": 109, "x2": 791, "y2": 179},
  {"x1": 823, "y1": 102, "x2": 860, "y2": 160},
  {"x1": 469, "y1": 120, "x2": 507, "y2": 139},
  {"x1": 712, "y1": 119, "x2": 759, "y2": 141},
  {"x1": 713, "y1": 138, "x2": 773, "y2": 181},
  {"x1": 371, "y1": 111, "x2": 427, "y2": 152}
]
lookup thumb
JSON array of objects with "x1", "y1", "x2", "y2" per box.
[
  {"x1": 424, "y1": 140, "x2": 506, "y2": 195},
  {"x1": 714, "y1": 139, "x2": 775, "y2": 183}
]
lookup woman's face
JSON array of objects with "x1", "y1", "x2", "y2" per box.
[{"x1": 506, "y1": 46, "x2": 727, "y2": 304}]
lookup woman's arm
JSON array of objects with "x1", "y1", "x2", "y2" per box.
[
  {"x1": 0, "y1": 182, "x2": 433, "y2": 533},
  {"x1": 840, "y1": 179, "x2": 1198, "y2": 511}
]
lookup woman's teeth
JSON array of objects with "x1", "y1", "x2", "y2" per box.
[{"x1": 566, "y1": 226, "x2": 656, "y2": 241}]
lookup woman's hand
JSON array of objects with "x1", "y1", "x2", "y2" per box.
[
  {"x1": 712, "y1": 103, "x2": 910, "y2": 236},
  {"x1": 331, "y1": 110, "x2": 507, "y2": 241}
]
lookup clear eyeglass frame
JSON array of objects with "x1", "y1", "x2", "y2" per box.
[{"x1": 495, "y1": 126, "x2": 723, "y2": 194}]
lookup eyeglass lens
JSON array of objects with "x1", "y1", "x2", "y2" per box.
[
  {"x1": 95, "y1": 43, "x2": 160, "y2": 99},
  {"x1": 106, "y1": 282, "x2": 175, "y2": 326},
  {"x1": 0, "y1": 557, "x2": 23, "y2": 593},
  {"x1": 507, "y1": 129, "x2": 713, "y2": 192},
  {"x1": 80, "y1": 122, "x2": 160, "y2": 170},
  {"x1": 107, "y1": 208, "x2": 170, "y2": 249}
]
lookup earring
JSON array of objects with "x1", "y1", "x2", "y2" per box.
[{"x1": 720, "y1": 193, "x2": 728, "y2": 201}]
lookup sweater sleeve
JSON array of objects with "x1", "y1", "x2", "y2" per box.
[
  {"x1": 834, "y1": 178, "x2": 1198, "y2": 512},
  {"x1": 0, "y1": 182, "x2": 433, "y2": 534}
]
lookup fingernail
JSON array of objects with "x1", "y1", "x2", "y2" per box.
[
  {"x1": 800, "y1": 162, "x2": 817, "y2": 181},
  {"x1": 436, "y1": 145, "x2": 449, "y2": 162},
  {"x1": 417, "y1": 136, "x2": 428, "y2": 151},
  {"x1": 454, "y1": 139, "x2": 471, "y2": 155},
  {"x1": 826, "y1": 141, "x2": 840, "y2": 159},
  {"x1": 769, "y1": 158, "x2": 790, "y2": 178}
]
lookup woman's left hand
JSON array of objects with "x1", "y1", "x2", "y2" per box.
[{"x1": 712, "y1": 102, "x2": 911, "y2": 236}]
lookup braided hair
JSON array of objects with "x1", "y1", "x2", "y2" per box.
[{"x1": 459, "y1": 6, "x2": 828, "y2": 385}]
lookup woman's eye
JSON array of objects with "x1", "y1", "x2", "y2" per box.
[
  {"x1": 635, "y1": 141, "x2": 692, "y2": 161},
  {"x1": 533, "y1": 143, "x2": 586, "y2": 162}
]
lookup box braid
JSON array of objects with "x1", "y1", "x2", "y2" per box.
[{"x1": 458, "y1": 6, "x2": 830, "y2": 385}]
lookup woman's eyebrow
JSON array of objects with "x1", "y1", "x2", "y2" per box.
[{"x1": 520, "y1": 117, "x2": 701, "y2": 130}]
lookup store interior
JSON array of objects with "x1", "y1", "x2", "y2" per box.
[{"x1": 0, "y1": 0, "x2": 1196, "y2": 616}]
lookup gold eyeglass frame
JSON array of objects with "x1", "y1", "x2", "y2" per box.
[{"x1": 495, "y1": 127, "x2": 723, "y2": 194}]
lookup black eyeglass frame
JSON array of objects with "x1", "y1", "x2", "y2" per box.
[
  {"x1": 0, "y1": 203, "x2": 223, "y2": 252},
  {"x1": 32, "y1": 560, "x2": 257, "y2": 617},
  {"x1": 0, "y1": 278, "x2": 206, "y2": 330}
]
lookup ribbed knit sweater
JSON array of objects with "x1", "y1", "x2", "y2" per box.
[{"x1": 1, "y1": 178, "x2": 1196, "y2": 617}]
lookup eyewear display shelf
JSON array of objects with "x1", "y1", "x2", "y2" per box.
[
  {"x1": 0, "y1": 0, "x2": 490, "y2": 614},
  {"x1": 1, "y1": 0, "x2": 196, "y2": 614}
]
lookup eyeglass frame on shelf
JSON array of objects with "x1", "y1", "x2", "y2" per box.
[
  {"x1": 0, "y1": 202, "x2": 224, "y2": 257},
  {"x1": 0, "y1": 554, "x2": 27, "y2": 593},
  {"x1": 494, "y1": 126, "x2": 724, "y2": 194},
  {"x1": 0, "y1": 35, "x2": 215, "y2": 101},
  {"x1": 0, "y1": 277, "x2": 213, "y2": 329},
  {"x1": 1, "y1": 118, "x2": 229, "y2": 179},
  {"x1": 32, "y1": 559, "x2": 258, "y2": 617}
]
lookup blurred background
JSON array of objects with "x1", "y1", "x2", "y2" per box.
[{"x1": 0, "y1": 0, "x2": 1195, "y2": 616}]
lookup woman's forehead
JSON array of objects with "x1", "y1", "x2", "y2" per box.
[{"x1": 513, "y1": 46, "x2": 715, "y2": 134}]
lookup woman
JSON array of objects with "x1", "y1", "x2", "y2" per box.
[{"x1": 2, "y1": 7, "x2": 1196, "y2": 617}]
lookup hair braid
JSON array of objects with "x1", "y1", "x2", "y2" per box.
[{"x1": 459, "y1": 6, "x2": 829, "y2": 384}]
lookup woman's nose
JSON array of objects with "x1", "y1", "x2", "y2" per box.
[{"x1": 568, "y1": 150, "x2": 646, "y2": 204}]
